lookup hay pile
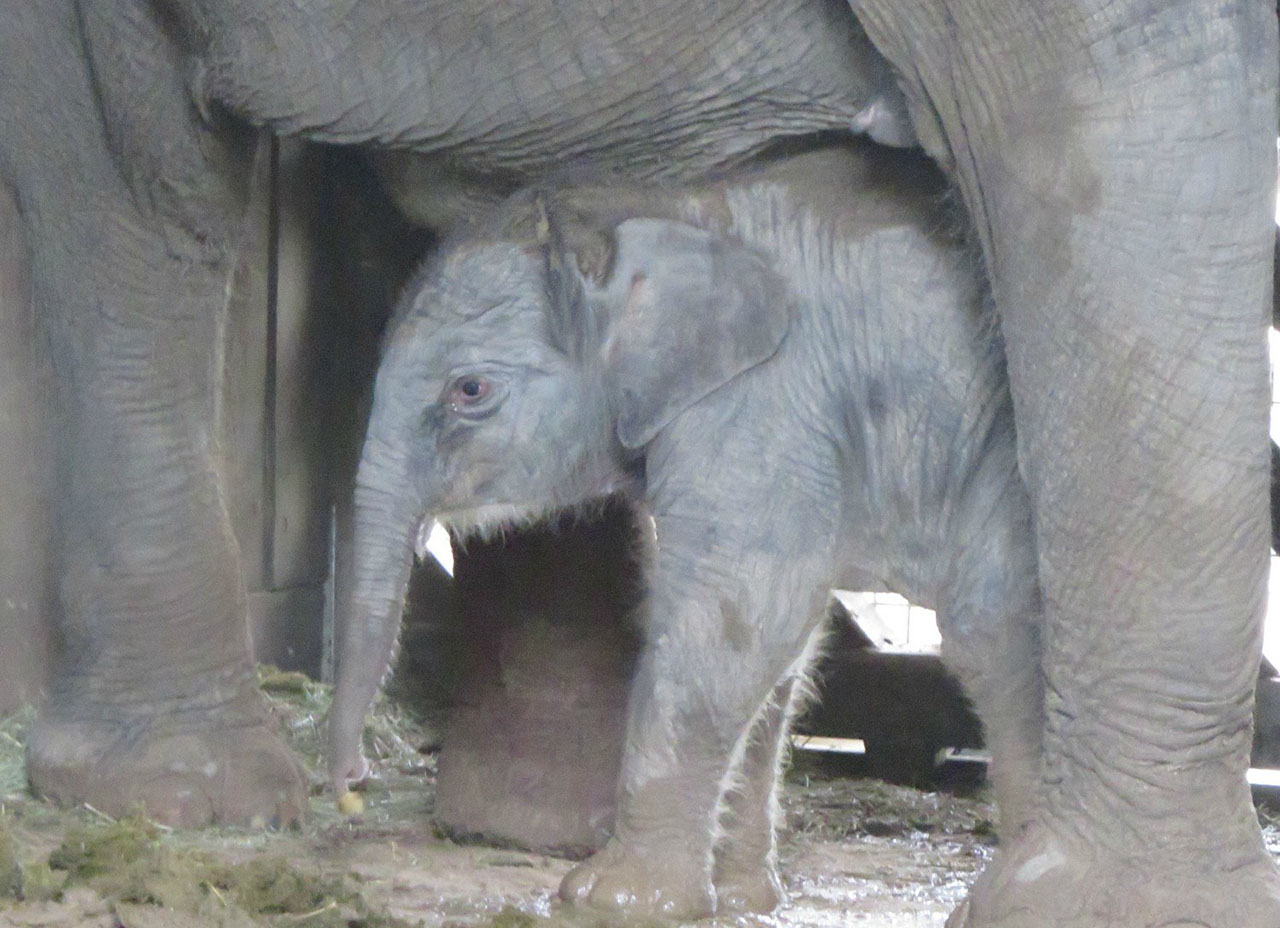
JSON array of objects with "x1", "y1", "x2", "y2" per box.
[
  {"x1": 1, "y1": 809, "x2": 420, "y2": 927},
  {"x1": 0, "y1": 706, "x2": 31, "y2": 803}
]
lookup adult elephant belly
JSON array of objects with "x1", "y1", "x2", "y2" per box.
[{"x1": 184, "y1": 0, "x2": 914, "y2": 185}]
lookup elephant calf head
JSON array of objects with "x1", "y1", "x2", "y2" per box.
[{"x1": 379, "y1": 196, "x2": 791, "y2": 529}]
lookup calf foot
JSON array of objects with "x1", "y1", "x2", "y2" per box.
[
  {"x1": 28, "y1": 688, "x2": 307, "y2": 828},
  {"x1": 559, "y1": 837, "x2": 715, "y2": 919},
  {"x1": 713, "y1": 857, "x2": 783, "y2": 914},
  {"x1": 949, "y1": 820, "x2": 1280, "y2": 928}
]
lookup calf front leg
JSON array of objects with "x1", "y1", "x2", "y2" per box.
[
  {"x1": 712, "y1": 672, "x2": 817, "y2": 914},
  {"x1": 938, "y1": 445, "x2": 1043, "y2": 841},
  {"x1": 560, "y1": 428, "x2": 837, "y2": 918}
]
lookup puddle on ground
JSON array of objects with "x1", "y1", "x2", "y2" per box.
[{"x1": 1, "y1": 672, "x2": 1276, "y2": 928}]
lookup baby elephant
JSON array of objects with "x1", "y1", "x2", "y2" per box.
[{"x1": 330, "y1": 143, "x2": 1043, "y2": 919}]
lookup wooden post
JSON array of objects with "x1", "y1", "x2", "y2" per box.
[{"x1": 220, "y1": 137, "x2": 331, "y2": 676}]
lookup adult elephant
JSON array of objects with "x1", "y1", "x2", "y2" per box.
[{"x1": 0, "y1": 1, "x2": 1275, "y2": 926}]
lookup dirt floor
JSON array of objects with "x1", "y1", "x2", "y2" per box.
[{"x1": 2, "y1": 671, "x2": 1278, "y2": 928}]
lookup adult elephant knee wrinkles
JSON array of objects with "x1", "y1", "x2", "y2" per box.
[{"x1": 0, "y1": 0, "x2": 1276, "y2": 925}]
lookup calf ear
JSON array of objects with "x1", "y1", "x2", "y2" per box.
[
  {"x1": 538, "y1": 197, "x2": 616, "y2": 361},
  {"x1": 589, "y1": 218, "x2": 791, "y2": 449}
]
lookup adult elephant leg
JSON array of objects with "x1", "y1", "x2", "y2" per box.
[
  {"x1": 855, "y1": 2, "x2": 1280, "y2": 926},
  {"x1": 1, "y1": 1, "x2": 305, "y2": 826}
]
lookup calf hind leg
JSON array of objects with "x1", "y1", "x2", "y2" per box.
[{"x1": 938, "y1": 464, "x2": 1043, "y2": 841}]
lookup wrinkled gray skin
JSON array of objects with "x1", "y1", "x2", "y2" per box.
[
  {"x1": 1, "y1": 0, "x2": 1277, "y2": 925},
  {"x1": 350, "y1": 144, "x2": 1045, "y2": 915}
]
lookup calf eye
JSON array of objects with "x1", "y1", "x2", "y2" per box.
[
  {"x1": 444, "y1": 372, "x2": 505, "y2": 418},
  {"x1": 459, "y1": 377, "x2": 486, "y2": 399}
]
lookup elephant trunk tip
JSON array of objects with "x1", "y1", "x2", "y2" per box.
[{"x1": 328, "y1": 709, "x2": 372, "y2": 795}]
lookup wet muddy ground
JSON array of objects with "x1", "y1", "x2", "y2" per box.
[{"x1": 3, "y1": 672, "x2": 1279, "y2": 928}]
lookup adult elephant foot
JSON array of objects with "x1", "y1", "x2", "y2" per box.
[
  {"x1": 559, "y1": 837, "x2": 716, "y2": 919},
  {"x1": 947, "y1": 820, "x2": 1280, "y2": 928},
  {"x1": 27, "y1": 686, "x2": 307, "y2": 829}
]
